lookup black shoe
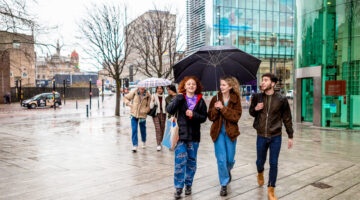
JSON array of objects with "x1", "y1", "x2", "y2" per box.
[
  {"x1": 229, "y1": 170, "x2": 232, "y2": 183},
  {"x1": 174, "y1": 188, "x2": 182, "y2": 199},
  {"x1": 185, "y1": 185, "x2": 192, "y2": 195},
  {"x1": 220, "y1": 186, "x2": 227, "y2": 196}
]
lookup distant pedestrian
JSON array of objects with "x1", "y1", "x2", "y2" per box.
[
  {"x1": 249, "y1": 73, "x2": 294, "y2": 200},
  {"x1": 150, "y1": 86, "x2": 167, "y2": 151},
  {"x1": 166, "y1": 76, "x2": 207, "y2": 199},
  {"x1": 165, "y1": 84, "x2": 177, "y2": 118},
  {"x1": 3, "y1": 92, "x2": 10, "y2": 104},
  {"x1": 208, "y1": 76, "x2": 242, "y2": 196},
  {"x1": 124, "y1": 87, "x2": 151, "y2": 153}
]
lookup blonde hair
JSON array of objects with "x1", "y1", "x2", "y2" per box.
[{"x1": 220, "y1": 76, "x2": 241, "y2": 100}]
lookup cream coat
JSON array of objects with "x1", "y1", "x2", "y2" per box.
[
  {"x1": 150, "y1": 93, "x2": 166, "y2": 115},
  {"x1": 124, "y1": 88, "x2": 151, "y2": 118}
]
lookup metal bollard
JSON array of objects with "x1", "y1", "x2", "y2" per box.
[
  {"x1": 98, "y1": 98, "x2": 99, "y2": 109},
  {"x1": 76, "y1": 99, "x2": 78, "y2": 109},
  {"x1": 86, "y1": 105, "x2": 89, "y2": 118}
]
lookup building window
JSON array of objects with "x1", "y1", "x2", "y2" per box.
[
  {"x1": 12, "y1": 40, "x2": 20, "y2": 49},
  {"x1": 10, "y1": 71, "x2": 13, "y2": 77},
  {"x1": 22, "y1": 72, "x2": 28, "y2": 78}
]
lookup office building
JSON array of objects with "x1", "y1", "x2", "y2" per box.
[{"x1": 295, "y1": 0, "x2": 360, "y2": 129}]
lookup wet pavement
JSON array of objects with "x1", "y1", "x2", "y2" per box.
[{"x1": 0, "y1": 96, "x2": 359, "y2": 200}]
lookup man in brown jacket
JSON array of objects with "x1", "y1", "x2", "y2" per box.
[
  {"x1": 249, "y1": 73, "x2": 294, "y2": 200},
  {"x1": 124, "y1": 87, "x2": 151, "y2": 152}
]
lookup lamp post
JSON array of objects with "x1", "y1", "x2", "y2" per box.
[
  {"x1": 89, "y1": 78, "x2": 92, "y2": 110},
  {"x1": 52, "y1": 78, "x2": 56, "y2": 110},
  {"x1": 270, "y1": 33, "x2": 277, "y2": 73},
  {"x1": 101, "y1": 79, "x2": 104, "y2": 102},
  {"x1": 217, "y1": 6, "x2": 221, "y2": 45}
]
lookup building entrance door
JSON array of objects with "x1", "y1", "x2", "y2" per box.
[{"x1": 301, "y1": 78, "x2": 313, "y2": 122}]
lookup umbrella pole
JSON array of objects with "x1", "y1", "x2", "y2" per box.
[{"x1": 215, "y1": 65, "x2": 218, "y2": 101}]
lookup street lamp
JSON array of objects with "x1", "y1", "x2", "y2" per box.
[
  {"x1": 89, "y1": 78, "x2": 92, "y2": 110},
  {"x1": 270, "y1": 33, "x2": 277, "y2": 73},
  {"x1": 52, "y1": 78, "x2": 56, "y2": 110},
  {"x1": 101, "y1": 79, "x2": 104, "y2": 102},
  {"x1": 217, "y1": 6, "x2": 221, "y2": 45}
]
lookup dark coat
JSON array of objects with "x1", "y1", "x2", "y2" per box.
[
  {"x1": 208, "y1": 92, "x2": 242, "y2": 142},
  {"x1": 249, "y1": 92, "x2": 294, "y2": 138},
  {"x1": 166, "y1": 94, "x2": 207, "y2": 142}
]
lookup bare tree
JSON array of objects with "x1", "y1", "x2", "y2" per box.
[
  {"x1": 1, "y1": 0, "x2": 61, "y2": 58},
  {"x1": 0, "y1": 0, "x2": 36, "y2": 33},
  {"x1": 78, "y1": 3, "x2": 131, "y2": 116},
  {"x1": 128, "y1": 8, "x2": 185, "y2": 79}
]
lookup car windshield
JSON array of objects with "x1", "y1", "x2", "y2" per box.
[{"x1": 32, "y1": 94, "x2": 43, "y2": 100}]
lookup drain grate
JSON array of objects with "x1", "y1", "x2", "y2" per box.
[{"x1": 311, "y1": 182, "x2": 332, "y2": 189}]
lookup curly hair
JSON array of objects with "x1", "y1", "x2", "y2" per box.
[{"x1": 178, "y1": 76, "x2": 203, "y2": 94}]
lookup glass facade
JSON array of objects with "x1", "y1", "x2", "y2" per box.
[
  {"x1": 296, "y1": 0, "x2": 360, "y2": 129},
  {"x1": 186, "y1": 0, "x2": 295, "y2": 91},
  {"x1": 212, "y1": 0, "x2": 295, "y2": 90}
]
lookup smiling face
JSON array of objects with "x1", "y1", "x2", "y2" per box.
[
  {"x1": 185, "y1": 78, "x2": 197, "y2": 95},
  {"x1": 156, "y1": 86, "x2": 164, "y2": 95},
  {"x1": 220, "y1": 79, "x2": 232, "y2": 95}
]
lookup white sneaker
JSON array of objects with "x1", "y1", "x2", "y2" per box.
[
  {"x1": 156, "y1": 145, "x2": 162, "y2": 151},
  {"x1": 142, "y1": 142, "x2": 146, "y2": 148},
  {"x1": 132, "y1": 146, "x2": 137, "y2": 152}
]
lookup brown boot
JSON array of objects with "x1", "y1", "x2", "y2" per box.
[
  {"x1": 257, "y1": 172, "x2": 264, "y2": 186},
  {"x1": 267, "y1": 186, "x2": 277, "y2": 200}
]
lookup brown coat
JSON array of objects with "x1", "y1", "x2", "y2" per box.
[{"x1": 208, "y1": 92, "x2": 242, "y2": 142}]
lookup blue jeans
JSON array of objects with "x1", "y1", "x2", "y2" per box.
[
  {"x1": 214, "y1": 130, "x2": 237, "y2": 186},
  {"x1": 131, "y1": 116, "x2": 146, "y2": 146},
  {"x1": 256, "y1": 135, "x2": 282, "y2": 187},
  {"x1": 174, "y1": 141, "x2": 199, "y2": 189}
]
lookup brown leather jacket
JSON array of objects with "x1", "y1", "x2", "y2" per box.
[
  {"x1": 249, "y1": 92, "x2": 293, "y2": 138},
  {"x1": 208, "y1": 92, "x2": 242, "y2": 142}
]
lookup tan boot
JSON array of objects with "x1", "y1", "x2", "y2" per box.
[
  {"x1": 267, "y1": 186, "x2": 277, "y2": 200},
  {"x1": 257, "y1": 172, "x2": 264, "y2": 186}
]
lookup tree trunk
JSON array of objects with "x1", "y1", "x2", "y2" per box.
[{"x1": 115, "y1": 80, "x2": 121, "y2": 116}]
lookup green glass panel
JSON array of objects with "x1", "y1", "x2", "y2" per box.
[{"x1": 301, "y1": 78, "x2": 313, "y2": 122}]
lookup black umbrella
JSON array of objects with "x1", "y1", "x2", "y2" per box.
[{"x1": 173, "y1": 45, "x2": 261, "y2": 91}]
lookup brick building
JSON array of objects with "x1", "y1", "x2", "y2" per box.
[{"x1": 0, "y1": 31, "x2": 36, "y2": 103}]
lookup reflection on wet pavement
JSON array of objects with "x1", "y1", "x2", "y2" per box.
[{"x1": 0, "y1": 97, "x2": 359, "y2": 200}]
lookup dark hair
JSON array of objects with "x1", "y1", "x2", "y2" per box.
[
  {"x1": 167, "y1": 84, "x2": 177, "y2": 93},
  {"x1": 156, "y1": 86, "x2": 164, "y2": 93},
  {"x1": 262, "y1": 73, "x2": 278, "y2": 83},
  {"x1": 178, "y1": 76, "x2": 203, "y2": 94}
]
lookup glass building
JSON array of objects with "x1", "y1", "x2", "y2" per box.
[
  {"x1": 186, "y1": 0, "x2": 295, "y2": 91},
  {"x1": 295, "y1": 0, "x2": 360, "y2": 129}
]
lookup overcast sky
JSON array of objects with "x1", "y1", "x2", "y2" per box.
[{"x1": 29, "y1": 0, "x2": 186, "y2": 71}]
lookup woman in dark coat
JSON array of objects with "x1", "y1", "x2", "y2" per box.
[
  {"x1": 166, "y1": 76, "x2": 207, "y2": 199},
  {"x1": 208, "y1": 76, "x2": 242, "y2": 196}
]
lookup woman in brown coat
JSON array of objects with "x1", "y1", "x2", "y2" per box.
[{"x1": 208, "y1": 76, "x2": 242, "y2": 196}]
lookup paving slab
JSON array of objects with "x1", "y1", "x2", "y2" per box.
[{"x1": 0, "y1": 97, "x2": 359, "y2": 200}]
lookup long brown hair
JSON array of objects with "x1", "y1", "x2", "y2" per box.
[
  {"x1": 220, "y1": 76, "x2": 241, "y2": 100},
  {"x1": 178, "y1": 76, "x2": 203, "y2": 94}
]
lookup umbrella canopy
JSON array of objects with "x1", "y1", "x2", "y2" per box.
[
  {"x1": 173, "y1": 45, "x2": 261, "y2": 91},
  {"x1": 136, "y1": 77, "x2": 172, "y2": 88}
]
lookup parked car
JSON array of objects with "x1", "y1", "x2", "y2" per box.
[
  {"x1": 22, "y1": 92, "x2": 62, "y2": 109},
  {"x1": 99, "y1": 89, "x2": 114, "y2": 96},
  {"x1": 286, "y1": 90, "x2": 294, "y2": 99}
]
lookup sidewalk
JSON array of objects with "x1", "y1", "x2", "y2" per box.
[{"x1": 0, "y1": 96, "x2": 359, "y2": 200}]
